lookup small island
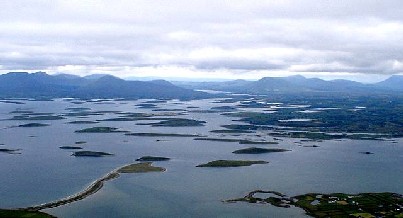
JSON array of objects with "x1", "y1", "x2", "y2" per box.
[
  {"x1": 72, "y1": 151, "x2": 113, "y2": 157},
  {"x1": 232, "y1": 147, "x2": 291, "y2": 154},
  {"x1": 11, "y1": 115, "x2": 65, "y2": 120},
  {"x1": 59, "y1": 146, "x2": 83, "y2": 150},
  {"x1": 0, "y1": 148, "x2": 22, "y2": 154},
  {"x1": 68, "y1": 120, "x2": 100, "y2": 124},
  {"x1": 194, "y1": 138, "x2": 278, "y2": 145},
  {"x1": 75, "y1": 127, "x2": 128, "y2": 133},
  {"x1": 360, "y1": 151, "x2": 374, "y2": 155},
  {"x1": 126, "y1": 132, "x2": 200, "y2": 137},
  {"x1": 196, "y1": 160, "x2": 268, "y2": 167},
  {"x1": 139, "y1": 118, "x2": 206, "y2": 127},
  {"x1": 136, "y1": 156, "x2": 170, "y2": 161},
  {"x1": 18, "y1": 123, "x2": 49, "y2": 127},
  {"x1": 117, "y1": 162, "x2": 166, "y2": 173}
]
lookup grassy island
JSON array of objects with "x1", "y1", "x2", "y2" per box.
[
  {"x1": 18, "y1": 123, "x2": 49, "y2": 127},
  {"x1": 196, "y1": 160, "x2": 268, "y2": 167},
  {"x1": 0, "y1": 148, "x2": 22, "y2": 154},
  {"x1": 117, "y1": 162, "x2": 166, "y2": 173},
  {"x1": 125, "y1": 132, "x2": 200, "y2": 137},
  {"x1": 75, "y1": 127, "x2": 127, "y2": 133},
  {"x1": 136, "y1": 156, "x2": 170, "y2": 161},
  {"x1": 194, "y1": 138, "x2": 278, "y2": 145},
  {"x1": 68, "y1": 121, "x2": 99, "y2": 124},
  {"x1": 139, "y1": 118, "x2": 206, "y2": 127},
  {"x1": 59, "y1": 146, "x2": 83, "y2": 150},
  {"x1": 10, "y1": 115, "x2": 65, "y2": 120},
  {"x1": 233, "y1": 147, "x2": 291, "y2": 154},
  {"x1": 225, "y1": 190, "x2": 403, "y2": 218},
  {"x1": 72, "y1": 151, "x2": 113, "y2": 157}
]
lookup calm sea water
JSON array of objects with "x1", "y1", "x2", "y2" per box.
[{"x1": 0, "y1": 99, "x2": 401, "y2": 218}]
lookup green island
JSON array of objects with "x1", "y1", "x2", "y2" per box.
[
  {"x1": 68, "y1": 120, "x2": 99, "y2": 124},
  {"x1": 72, "y1": 151, "x2": 113, "y2": 157},
  {"x1": 225, "y1": 190, "x2": 403, "y2": 218},
  {"x1": 10, "y1": 110, "x2": 34, "y2": 114},
  {"x1": 11, "y1": 162, "x2": 165, "y2": 213},
  {"x1": 59, "y1": 146, "x2": 83, "y2": 150},
  {"x1": 117, "y1": 162, "x2": 166, "y2": 173},
  {"x1": 360, "y1": 151, "x2": 374, "y2": 155},
  {"x1": 232, "y1": 147, "x2": 291, "y2": 154},
  {"x1": 18, "y1": 123, "x2": 49, "y2": 127},
  {"x1": 0, "y1": 148, "x2": 22, "y2": 154},
  {"x1": 196, "y1": 160, "x2": 268, "y2": 167},
  {"x1": 125, "y1": 132, "x2": 201, "y2": 137},
  {"x1": 10, "y1": 115, "x2": 65, "y2": 120},
  {"x1": 75, "y1": 141, "x2": 87, "y2": 144},
  {"x1": 0, "y1": 209, "x2": 55, "y2": 218},
  {"x1": 194, "y1": 138, "x2": 278, "y2": 144},
  {"x1": 75, "y1": 127, "x2": 128, "y2": 133},
  {"x1": 138, "y1": 118, "x2": 206, "y2": 127},
  {"x1": 136, "y1": 156, "x2": 170, "y2": 161}
]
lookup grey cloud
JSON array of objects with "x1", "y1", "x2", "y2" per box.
[
  {"x1": 0, "y1": 0, "x2": 403, "y2": 78},
  {"x1": 194, "y1": 59, "x2": 286, "y2": 71}
]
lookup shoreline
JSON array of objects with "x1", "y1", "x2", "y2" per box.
[{"x1": 17, "y1": 162, "x2": 164, "y2": 211}]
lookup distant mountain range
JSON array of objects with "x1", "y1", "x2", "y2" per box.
[
  {"x1": 174, "y1": 75, "x2": 403, "y2": 95},
  {"x1": 0, "y1": 72, "x2": 401, "y2": 99},
  {"x1": 0, "y1": 72, "x2": 210, "y2": 99}
]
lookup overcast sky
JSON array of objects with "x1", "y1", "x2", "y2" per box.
[{"x1": 1, "y1": 0, "x2": 402, "y2": 82}]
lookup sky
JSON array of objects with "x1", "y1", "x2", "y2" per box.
[{"x1": 0, "y1": 0, "x2": 403, "y2": 82}]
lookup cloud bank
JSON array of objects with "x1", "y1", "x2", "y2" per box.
[{"x1": 1, "y1": 0, "x2": 402, "y2": 81}]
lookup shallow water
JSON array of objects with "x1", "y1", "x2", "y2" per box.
[{"x1": 0, "y1": 99, "x2": 401, "y2": 218}]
